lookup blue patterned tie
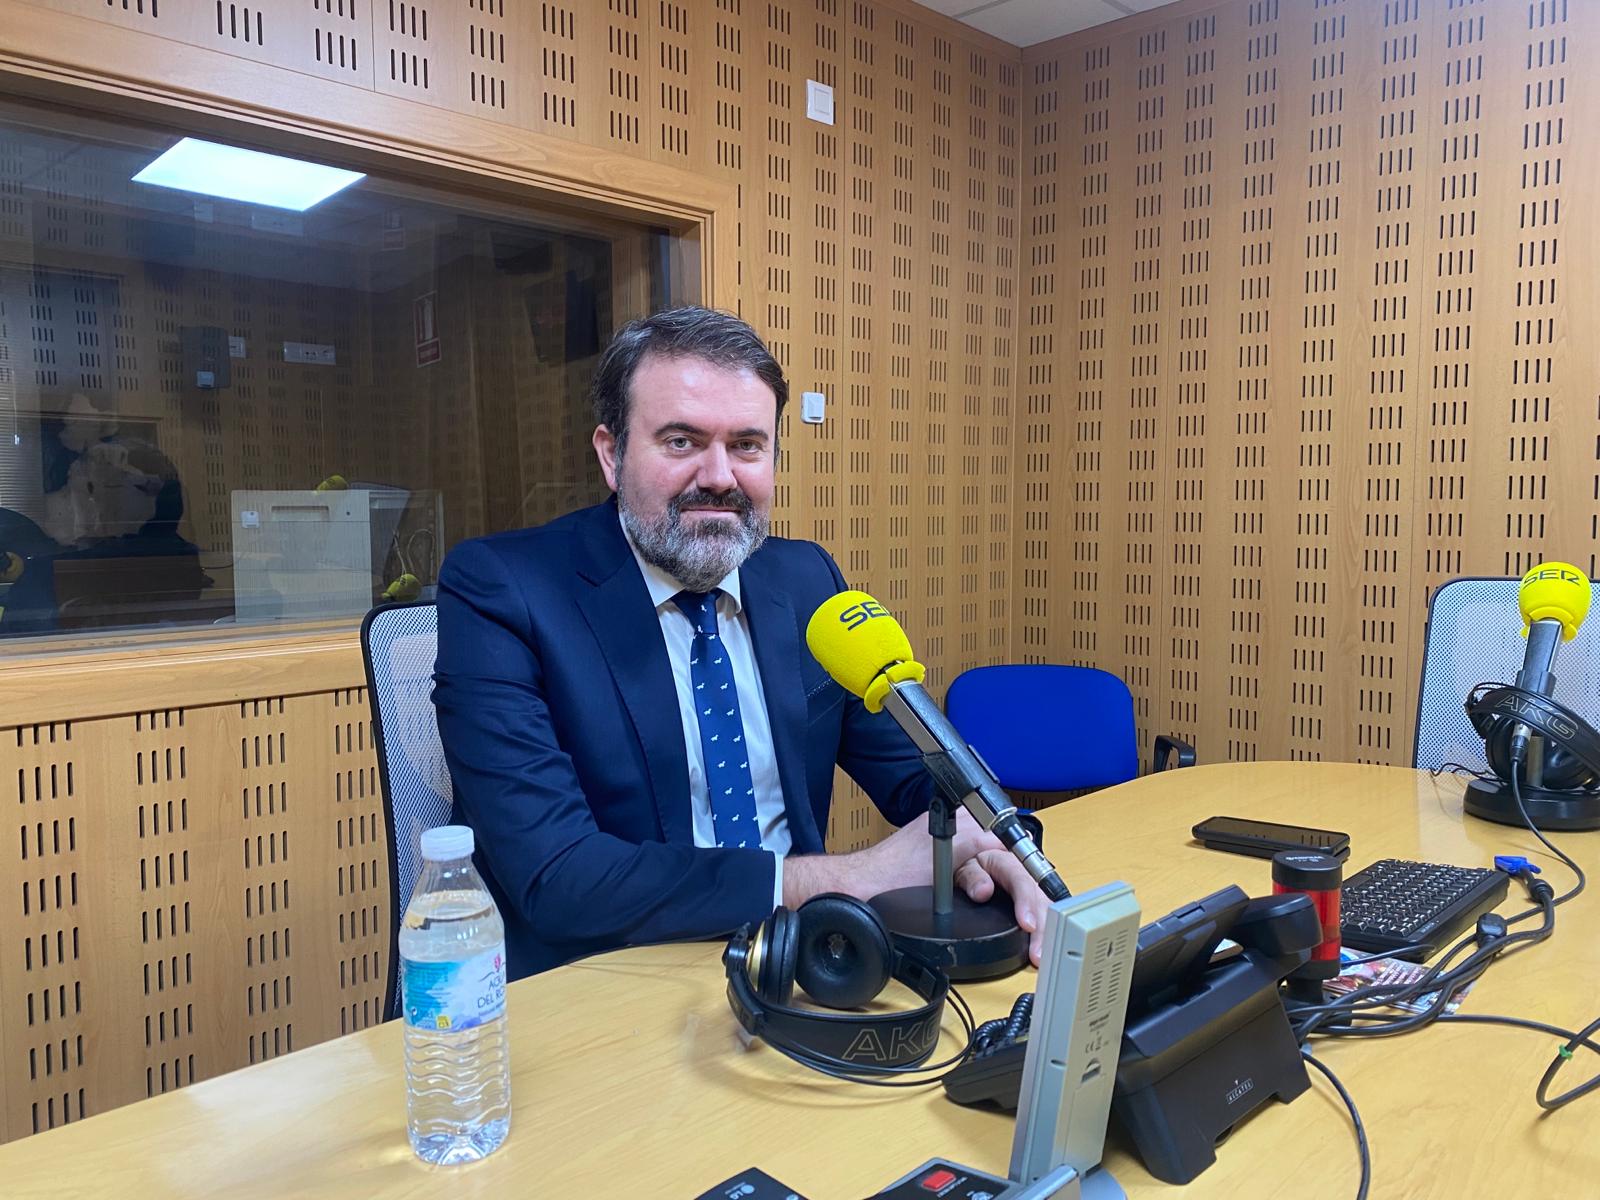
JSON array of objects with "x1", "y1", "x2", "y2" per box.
[{"x1": 672, "y1": 590, "x2": 762, "y2": 849}]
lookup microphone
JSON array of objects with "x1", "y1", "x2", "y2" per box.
[
  {"x1": 806, "y1": 590, "x2": 1071, "y2": 903},
  {"x1": 1510, "y1": 563, "x2": 1591, "y2": 772}
]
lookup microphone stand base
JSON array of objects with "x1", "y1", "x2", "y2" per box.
[
  {"x1": 1464, "y1": 778, "x2": 1600, "y2": 831},
  {"x1": 869, "y1": 886, "x2": 1031, "y2": 981}
]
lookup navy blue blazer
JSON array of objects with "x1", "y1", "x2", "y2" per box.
[{"x1": 433, "y1": 498, "x2": 933, "y2": 978}]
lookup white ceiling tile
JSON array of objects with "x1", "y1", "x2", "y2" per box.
[
  {"x1": 957, "y1": 0, "x2": 1130, "y2": 46},
  {"x1": 920, "y1": 0, "x2": 1189, "y2": 46}
]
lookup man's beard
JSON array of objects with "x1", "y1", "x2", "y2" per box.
[{"x1": 620, "y1": 485, "x2": 769, "y2": 592}]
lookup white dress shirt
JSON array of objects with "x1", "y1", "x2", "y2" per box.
[{"x1": 622, "y1": 517, "x2": 791, "y2": 906}]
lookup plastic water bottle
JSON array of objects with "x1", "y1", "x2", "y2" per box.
[{"x1": 399, "y1": 825, "x2": 512, "y2": 1164}]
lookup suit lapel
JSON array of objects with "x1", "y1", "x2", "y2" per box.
[
  {"x1": 741, "y1": 553, "x2": 825, "y2": 854},
  {"x1": 573, "y1": 502, "x2": 693, "y2": 846}
]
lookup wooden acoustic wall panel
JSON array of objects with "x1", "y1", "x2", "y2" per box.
[
  {"x1": 1024, "y1": 0, "x2": 1600, "y2": 765},
  {"x1": 1168, "y1": 12, "x2": 1218, "y2": 754},
  {"x1": 802, "y1": 1, "x2": 843, "y2": 563},
  {"x1": 0, "y1": 689, "x2": 385, "y2": 1142},
  {"x1": 1225, "y1": 0, "x2": 1281, "y2": 761},
  {"x1": 33, "y1": 0, "x2": 375, "y2": 87},
  {"x1": 1016, "y1": 57, "x2": 1061, "y2": 666},
  {"x1": 989, "y1": 58, "x2": 1019, "y2": 668},
  {"x1": 918, "y1": 27, "x2": 952, "y2": 683},
  {"x1": 0, "y1": 721, "x2": 91, "y2": 1139}
]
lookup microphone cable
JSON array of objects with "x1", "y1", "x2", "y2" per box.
[
  {"x1": 1502, "y1": 742, "x2": 1587, "y2": 907},
  {"x1": 1503, "y1": 768, "x2": 1600, "y2": 1111}
]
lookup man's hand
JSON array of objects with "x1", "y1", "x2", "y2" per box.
[
  {"x1": 782, "y1": 808, "x2": 1051, "y2": 966},
  {"x1": 952, "y1": 841, "x2": 1050, "y2": 967}
]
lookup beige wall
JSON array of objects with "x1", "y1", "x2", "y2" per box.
[{"x1": 1019, "y1": 0, "x2": 1600, "y2": 765}]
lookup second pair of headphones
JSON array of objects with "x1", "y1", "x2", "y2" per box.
[
  {"x1": 1465, "y1": 683, "x2": 1600, "y2": 793},
  {"x1": 723, "y1": 892, "x2": 957, "y2": 1074}
]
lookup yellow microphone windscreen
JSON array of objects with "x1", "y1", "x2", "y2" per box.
[
  {"x1": 1519, "y1": 562, "x2": 1591, "y2": 641},
  {"x1": 806, "y1": 591, "x2": 925, "y2": 709}
]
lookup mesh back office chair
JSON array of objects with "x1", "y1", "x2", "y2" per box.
[
  {"x1": 945, "y1": 664, "x2": 1194, "y2": 793},
  {"x1": 1414, "y1": 577, "x2": 1600, "y2": 773},
  {"x1": 361, "y1": 601, "x2": 454, "y2": 1020}
]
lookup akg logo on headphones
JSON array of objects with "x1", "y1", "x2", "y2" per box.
[
  {"x1": 841, "y1": 1013, "x2": 939, "y2": 1063},
  {"x1": 1494, "y1": 694, "x2": 1578, "y2": 739},
  {"x1": 838, "y1": 599, "x2": 890, "y2": 631}
]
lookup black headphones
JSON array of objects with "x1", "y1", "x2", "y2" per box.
[
  {"x1": 1465, "y1": 683, "x2": 1600, "y2": 792},
  {"x1": 723, "y1": 893, "x2": 954, "y2": 1072}
]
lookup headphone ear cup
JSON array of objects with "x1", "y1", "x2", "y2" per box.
[
  {"x1": 1539, "y1": 741, "x2": 1598, "y2": 790},
  {"x1": 756, "y1": 906, "x2": 799, "y2": 1006},
  {"x1": 794, "y1": 893, "x2": 894, "y2": 1010},
  {"x1": 1481, "y1": 714, "x2": 1515, "y2": 782}
]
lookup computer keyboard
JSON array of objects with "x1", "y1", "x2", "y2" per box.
[{"x1": 1339, "y1": 858, "x2": 1509, "y2": 962}]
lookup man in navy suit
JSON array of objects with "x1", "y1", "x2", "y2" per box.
[{"x1": 435, "y1": 308, "x2": 1046, "y2": 979}]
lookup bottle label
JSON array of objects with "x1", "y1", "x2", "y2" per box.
[{"x1": 401, "y1": 944, "x2": 507, "y2": 1032}]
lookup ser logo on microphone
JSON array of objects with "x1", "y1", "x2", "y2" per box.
[
  {"x1": 1525, "y1": 566, "x2": 1584, "y2": 586},
  {"x1": 837, "y1": 599, "x2": 890, "y2": 630}
]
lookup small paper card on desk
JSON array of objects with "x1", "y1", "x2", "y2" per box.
[
  {"x1": 1329, "y1": 952, "x2": 1477, "y2": 1016},
  {"x1": 694, "y1": 1166, "x2": 812, "y2": 1200}
]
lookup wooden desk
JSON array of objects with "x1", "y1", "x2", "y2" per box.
[{"x1": 5, "y1": 763, "x2": 1597, "y2": 1198}]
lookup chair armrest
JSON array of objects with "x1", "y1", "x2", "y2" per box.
[{"x1": 1152, "y1": 734, "x2": 1197, "y2": 773}]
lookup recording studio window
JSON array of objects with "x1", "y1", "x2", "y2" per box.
[{"x1": 0, "y1": 97, "x2": 691, "y2": 645}]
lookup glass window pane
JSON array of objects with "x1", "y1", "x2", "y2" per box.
[{"x1": 0, "y1": 99, "x2": 694, "y2": 645}]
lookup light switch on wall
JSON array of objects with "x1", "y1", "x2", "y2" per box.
[
  {"x1": 801, "y1": 391, "x2": 826, "y2": 424},
  {"x1": 806, "y1": 80, "x2": 834, "y2": 125}
]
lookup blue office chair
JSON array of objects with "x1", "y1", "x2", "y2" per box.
[
  {"x1": 1414, "y1": 576, "x2": 1600, "y2": 773},
  {"x1": 945, "y1": 664, "x2": 1195, "y2": 793},
  {"x1": 361, "y1": 601, "x2": 454, "y2": 1020}
]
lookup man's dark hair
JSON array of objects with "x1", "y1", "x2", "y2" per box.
[{"x1": 590, "y1": 306, "x2": 787, "y2": 455}]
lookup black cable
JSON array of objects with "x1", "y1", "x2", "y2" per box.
[
  {"x1": 1337, "y1": 944, "x2": 1429, "y2": 966},
  {"x1": 1537, "y1": 1012, "x2": 1600, "y2": 1111},
  {"x1": 1294, "y1": 764, "x2": 1599, "y2": 1112},
  {"x1": 1435, "y1": 1013, "x2": 1600, "y2": 1056},
  {"x1": 1429, "y1": 761, "x2": 1500, "y2": 783},
  {"x1": 971, "y1": 991, "x2": 1033, "y2": 1055},
  {"x1": 1291, "y1": 879, "x2": 1556, "y2": 1042},
  {"x1": 1302, "y1": 1050, "x2": 1369, "y2": 1200},
  {"x1": 1289, "y1": 765, "x2": 1568, "y2": 1039},
  {"x1": 1297, "y1": 917, "x2": 1549, "y2": 1040},
  {"x1": 1508, "y1": 768, "x2": 1586, "y2": 906},
  {"x1": 1500, "y1": 766, "x2": 1600, "y2": 1109},
  {"x1": 1432, "y1": 1013, "x2": 1600, "y2": 1112}
]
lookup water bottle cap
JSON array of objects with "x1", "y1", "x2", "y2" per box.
[{"x1": 420, "y1": 825, "x2": 474, "y2": 862}]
